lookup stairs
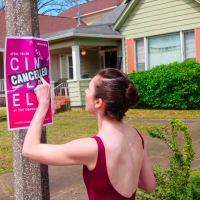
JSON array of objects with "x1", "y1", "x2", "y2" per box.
[
  {"x1": 51, "y1": 82, "x2": 70, "y2": 113},
  {"x1": 53, "y1": 96, "x2": 70, "y2": 113}
]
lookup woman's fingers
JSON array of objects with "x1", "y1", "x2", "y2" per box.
[
  {"x1": 34, "y1": 78, "x2": 51, "y2": 105},
  {"x1": 39, "y1": 76, "x2": 48, "y2": 85}
]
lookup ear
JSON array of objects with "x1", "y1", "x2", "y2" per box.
[{"x1": 94, "y1": 98, "x2": 103, "y2": 108}]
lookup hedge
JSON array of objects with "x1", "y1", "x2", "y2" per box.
[{"x1": 127, "y1": 60, "x2": 200, "y2": 109}]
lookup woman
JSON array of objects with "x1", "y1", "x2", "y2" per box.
[{"x1": 22, "y1": 68, "x2": 156, "y2": 199}]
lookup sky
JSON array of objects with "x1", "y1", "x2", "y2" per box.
[
  {"x1": 0, "y1": 0, "x2": 92, "y2": 16},
  {"x1": 42, "y1": 0, "x2": 90, "y2": 16}
]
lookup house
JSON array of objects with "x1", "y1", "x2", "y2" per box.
[
  {"x1": 59, "y1": 0, "x2": 123, "y2": 25},
  {"x1": 0, "y1": 0, "x2": 126, "y2": 108},
  {"x1": 114, "y1": 0, "x2": 200, "y2": 73},
  {"x1": 42, "y1": 6, "x2": 126, "y2": 107},
  {"x1": 2, "y1": 0, "x2": 200, "y2": 109}
]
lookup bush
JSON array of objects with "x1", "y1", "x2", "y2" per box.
[
  {"x1": 127, "y1": 60, "x2": 200, "y2": 109},
  {"x1": 137, "y1": 120, "x2": 195, "y2": 200},
  {"x1": 190, "y1": 169, "x2": 200, "y2": 199}
]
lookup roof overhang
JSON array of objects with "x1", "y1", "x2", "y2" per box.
[
  {"x1": 114, "y1": 0, "x2": 140, "y2": 30},
  {"x1": 45, "y1": 33, "x2": 124, "y2": 42}
]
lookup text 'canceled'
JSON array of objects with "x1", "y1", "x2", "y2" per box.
[{"x1": 9, "y1": 66, "x2": 48, "y2": 86}]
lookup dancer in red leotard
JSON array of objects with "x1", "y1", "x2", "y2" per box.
[{"x1": 22, "y1": 68, "x2": 156, "y2": 199}]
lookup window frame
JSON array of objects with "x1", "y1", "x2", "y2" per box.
[{"x1": 134, "y1": 30, "x2": 195, "y2": 71}]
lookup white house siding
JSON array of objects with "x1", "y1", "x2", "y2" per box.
[
  {"x1": 50, "y1": 54, "x2": 60, "y2": 82},
  {"x1": 80, "y1": 49, "x2": 99, "y2": 78},
  {"x1": 80, "y1": 80, "x2": 90, "y2": 105},
  {"x1": 67, "y1": 80, "x2": 91, "y2": 106},
  {"x1": 119, "y1": 0, "x2": 200, "y2": 71},
  {"x1": 68, "y1": 81, "x2": 82, "y2": 106}
]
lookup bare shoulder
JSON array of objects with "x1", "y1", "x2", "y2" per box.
[
  {"x1": 64, "y1": 137, "x2": 98, "y2": 156},
  {"x1": 121, "y1": 124, "x2": 144, "y2": 148},
  {"x1": 122, "y1": 123, "x2": 142, "y2": 137}
]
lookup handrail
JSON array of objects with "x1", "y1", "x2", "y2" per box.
[{"x1": 51, "y1": 82, "x2": 68, "y2": 97}]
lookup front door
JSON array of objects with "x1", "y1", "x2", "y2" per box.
[{"x1": 99, "y1": 49, "x2": 117, "y2": 69}]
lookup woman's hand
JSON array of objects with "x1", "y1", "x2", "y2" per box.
[{"x1": 34, "y1": 77, "x2": 50, "y2": 107}]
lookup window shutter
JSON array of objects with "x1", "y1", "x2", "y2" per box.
[
  {"x1": 126, "y1": 39, "x2": 134, "y2": 73},
  {"x1": 195, "y1": 27, "x2": 200, "y2": 62}
]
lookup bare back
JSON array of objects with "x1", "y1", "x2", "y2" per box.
[{"x1": 93, "y1": 124, "x2": 144, "y2": 198}]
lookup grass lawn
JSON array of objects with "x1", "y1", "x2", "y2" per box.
[
  {"x1": 0, "y1": 108, "x2": 199, "y2": 176},
  {"x1": 55, "y1": 109, "x2": 200, "y2": 119}
]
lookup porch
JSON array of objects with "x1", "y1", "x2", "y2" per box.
[{"x1": 0, "y1": 25, "x2": 124, "y2": 108}]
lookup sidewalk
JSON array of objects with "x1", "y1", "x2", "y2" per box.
[{"x1": 0, "y1": 120, "x2": 200, "y2": 199}]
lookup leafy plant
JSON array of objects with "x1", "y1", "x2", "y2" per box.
[
  {"x1": 137, "y1": 119, "x2": 195, "y2": 200},
  {"x1": 127, "y1": 60, "x2": 200, "y2": 109}
]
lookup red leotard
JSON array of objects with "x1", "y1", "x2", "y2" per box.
[{"x1": 83, "y1": 133, "x2": 144, "y2": 200}]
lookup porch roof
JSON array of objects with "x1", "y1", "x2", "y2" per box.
[{"x1": 41, "y1": 24, "x2": 123, "y2": 42}]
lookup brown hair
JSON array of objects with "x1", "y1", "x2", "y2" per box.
[{"x1": 94, "y1": 68, "x2": 140, "y2": 121}]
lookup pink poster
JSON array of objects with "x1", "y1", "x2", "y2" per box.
[{"x1": 4, "y1": 37, "x2": 53, "y2": 130}]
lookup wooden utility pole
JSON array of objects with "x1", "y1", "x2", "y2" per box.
[{"x1": 4, "y1": 0, "x2": 50, "y2": 199}]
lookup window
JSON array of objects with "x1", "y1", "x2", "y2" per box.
[
  {"x1": 68, "y1": 56, "x2": 73, "y2": 79},
  {"x1": 134, "y1": 31, "x2": 195, "y2": 71},
  {"x1": 135, "y1": 39, "x2": 145, "y2": 71},
  {"x1": 148, "y1": 34, "x2": 181, "y2": 69},
  {"x1": 184, "y1": 31, "x2": 195, "y2": 60}
]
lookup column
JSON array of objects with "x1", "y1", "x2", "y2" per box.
[{"x1": 72, "y1": 45, "x2": 81, "y2": 80}]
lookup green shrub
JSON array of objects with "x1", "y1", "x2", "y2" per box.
[
  {"x1": 190, "y1": 169, "x2": 200, "y2": 199},
  {"x1": 136, "y1": 120, "x2": 195, "y2": 200},
  {"x1": 127, "y1": 60, "x2": 200, "y2": 109}
]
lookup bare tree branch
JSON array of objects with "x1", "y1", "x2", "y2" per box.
[{"x1": 0, "y1": 0, "x2": 94, "y2": 15}]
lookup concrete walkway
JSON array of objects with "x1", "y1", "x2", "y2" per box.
[{"x1": 0, "y1": 119, "x2": 200, "y2": 199}]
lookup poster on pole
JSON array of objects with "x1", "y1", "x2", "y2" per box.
[{"x1": 4, "y1": 37, "x2": 53, "y2": 131}]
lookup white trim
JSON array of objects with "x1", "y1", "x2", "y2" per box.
[
  {"x1": 134, "y1": 39, "x2": 137, "y2": 71},
  {"x1": 144, "y1": 37, "x2": 148, "y2": 70},
  {"x1": 0, "y1": 48, "x2": 4, "y2": 52},
  {"x1": 72, "y1": 46, "x2": 81, "y2": 80},
  {"x1": 45, "y1": 33, "x2": 124, "y2": 41},
  {"x1": 59, "y1": 55, "x2": 63, "y2": 78},
  {"x1": 0, "y1": 94, "x2": 5, "y2": 97},
  {"x1": 180, "y1": 32, "x2": 184, "y2": 62},
  {"x1": 67, "y1": 55, "x2": 70, "y2": 80},
  {"x1": 122, "y1": 38, "x2": 126, "y2": 73},
  {"x1": 67, "y1": 78, "x2": 92, "y2": 83},
  {"x1": 73, "y1": 6, "x2": 117, "y2": 18}
]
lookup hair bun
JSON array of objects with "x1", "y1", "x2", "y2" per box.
[{"x1": 125, "y1": 82, "x2": 140, "y2": 107}]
